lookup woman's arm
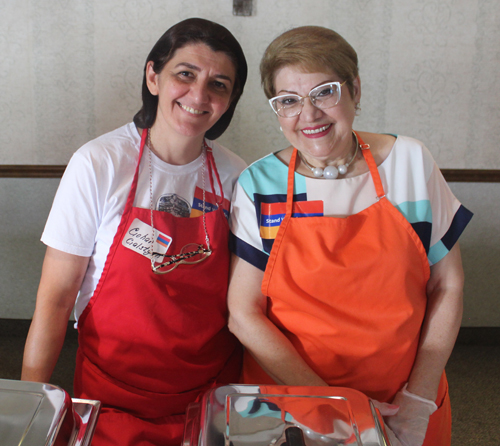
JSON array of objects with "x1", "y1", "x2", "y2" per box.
[
  {"x1": 386, "y1": 243, "x2": 464, "y2": 445},
  {"x1": 21, "y1": 247, "x2": 90, "y2": 383},
  {"x1": 406, "y1": 242, "x2": 464, "y2": 401},
  {"x1": 227, "y1": 254, "x2": 327, "y2": 386}
]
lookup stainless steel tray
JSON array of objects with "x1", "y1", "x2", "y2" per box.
[
  {"x1": 183, "y1": 384, "x2": 391, "y2": 446},
  {"x1": 0, "y1": 378, "x2": 100, "y2": 446}
]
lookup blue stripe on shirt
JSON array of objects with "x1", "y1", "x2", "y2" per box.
[
  {"x1": 395, "y1": 200, "x2": 433, "y2": 253},
  {"x1": 229, "y1": 232, "x2": 269, "y2": 271},
  {"x1": 442, "y1": 205, "x2": 473, "y2": 251},
  {"x1": 428, "y1": 205, "x2": 473, "y2": 265}
]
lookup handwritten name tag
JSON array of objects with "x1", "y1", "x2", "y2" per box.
[{"x1": 122, "y1": 218, "x2": 172, "y2": 262}]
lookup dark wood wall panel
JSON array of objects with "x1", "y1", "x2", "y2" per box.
[
  {"x1": 0, "y1": 165, "x2": 66, "y2": 178},
  {"x1": 2, "y1": 166, "x2": 500, "y2": 182}
]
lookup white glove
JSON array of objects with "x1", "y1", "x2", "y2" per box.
[
  {"x1": 369, "y1": 399, "x2": 403, "y2": 446},
  {"x1": 370, "y1": 399, "x2": 399, "y2": 417},
  {"x1": 385, "y1": 384, "x2": 438, "y2": 446}
]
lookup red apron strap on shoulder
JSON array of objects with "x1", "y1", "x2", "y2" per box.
[
  {"x1": 125, "y1": 128, "x2": 148, "y2": 207},
  {"x1": 205, "y1": 142, "x2": 225, "y2": 205}
]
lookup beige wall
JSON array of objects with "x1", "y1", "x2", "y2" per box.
[{"x1": 1, "y1": 0, "x2": 498, "y2": 325}]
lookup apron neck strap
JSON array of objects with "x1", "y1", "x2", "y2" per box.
[
  {"x1": 134, "y1": 130, "x2": 225, "y2": 208},
  {"x1": 286, "y1": 132, "x2": 387, "y2": 215},
  {"x1": 124, "y1": 127, "x2": 148, "y2": 211},
  {"x1": 355, "y1": 132, "x2": 386, "y2": 200},
  {"x1": 205, "y1": 142, "x2": 225, "y2": 205},
  {"x1": 286, "y1": 149, "x2": 299, "y2": 216}
]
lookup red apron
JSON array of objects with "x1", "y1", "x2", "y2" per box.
[
  {"x1": 75, "y1": 129, "x2": 241, "y2": 446},
  {"x1": 243, "y1": 135, "x2": 451, "y2": 445}
]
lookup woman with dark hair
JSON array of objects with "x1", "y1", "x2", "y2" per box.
[
  {"x1": 22, "y1": 18, "x2": 247, "y2": 446},
  {"x1": 228, "y1": 26, "x2": 471, "y2": 446}
]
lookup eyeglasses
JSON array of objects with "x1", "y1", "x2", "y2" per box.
[
  {"x1": 151, "y1": 243, "x2": 212, "y2": 274},
  {"x1": 269, "y1": 81, "x2": 346, "y2": 118}
]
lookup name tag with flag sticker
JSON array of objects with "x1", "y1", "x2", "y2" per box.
[
  {"x1": 260, "y1": 200, "x2": 324, "y2": 239},
  {"x1": 191, "y1": 186, "x2": 230, "y2": 218},
  {"x1": 155, "y1": 233, "x2": 171, "y2": 249},
  {"x1": 122, "y1": 218, "x2": 172, "y2": 262}
]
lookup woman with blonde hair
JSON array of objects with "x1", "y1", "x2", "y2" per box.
[{"x1": 228, "y1": 25, "x2": 471, "y2": 446}]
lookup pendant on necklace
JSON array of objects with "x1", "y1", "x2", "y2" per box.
[{"x1": 300, "y1": 131, "x2": 360, "y2": 179}]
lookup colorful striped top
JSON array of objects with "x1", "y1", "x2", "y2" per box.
[{"x1": 230, "y1": 135, "x2": 472, "y2": 272}]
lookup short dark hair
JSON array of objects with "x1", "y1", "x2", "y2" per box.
[{"x1": 133, "y1": 18, "x2": 247, "y2": 140}]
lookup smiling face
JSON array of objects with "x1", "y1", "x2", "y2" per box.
[
  {"x1": 274, "y1": 65, "x2": 361, "y2": 165},
  {"x1": 146, "y1": 43, "x2": 236, "y2": 141}
]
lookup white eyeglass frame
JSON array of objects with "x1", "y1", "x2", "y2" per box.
[{"x1": 269, "y1": 81, "x2": 346, "y2": 118}]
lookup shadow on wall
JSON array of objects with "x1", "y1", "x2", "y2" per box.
[
  {"x1": 449, "y1": 182, "x2": 500, "y2": 327},
  {"x1": 0, "y1": 178, "x2": 60, "y2": 319},
  {"x1": 461, "y1": 244, "x2": 500, "y2": 326}
]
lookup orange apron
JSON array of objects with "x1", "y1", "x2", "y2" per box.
[{"x1": 242, "y1": 135, "x2": 451, "y2": 445}]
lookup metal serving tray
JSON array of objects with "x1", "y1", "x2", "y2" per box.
[
  {"x1": 183, "y1": 385, "x2": 391, "y2": 446},
  {"x1": 0, "y1": 378, "x2": 100, "y2": 446}
]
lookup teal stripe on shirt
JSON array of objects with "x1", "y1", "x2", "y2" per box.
[
  {"x1": 428, "y1": 240, "x2": 449, "y2": 265},
  {"x1": 238, "y1": 154, "x2": 307, "y2": 197},
  {"x1": 395, "y1": 200, "x2": 432, "y2": 223}
]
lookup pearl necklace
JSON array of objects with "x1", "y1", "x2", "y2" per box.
[{"x1": 298, "y1": 131, "x2": 360, "y2": 179}]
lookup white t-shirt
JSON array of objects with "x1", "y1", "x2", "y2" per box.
[
  {"x1": 230, "y1": 135, "x2": 473, "y2": 271},
  {"x1": 42, "y1": 123, "x2": 247, "y2": 320}
]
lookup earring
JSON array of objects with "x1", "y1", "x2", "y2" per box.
[
  {"x1": 280, "y1": 126, "x2": 283, "y2": 132},
  {"x1": 355, "y1": 103, "x2": 361, "y2": 116}
]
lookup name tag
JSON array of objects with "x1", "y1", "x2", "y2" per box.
[{"x1": 122, "y1": 218, "x2": 172, "y2": 262}]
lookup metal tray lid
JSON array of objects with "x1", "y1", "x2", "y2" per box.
[
  {"x1": 0, "y1": 378, "x2": 100, "y2": 446},
  {"x1": 183, "y1": 385, "x2": 390, "y2": 446}
]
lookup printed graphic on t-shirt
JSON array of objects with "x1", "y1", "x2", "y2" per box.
[
  {"x1": 157, "y1": 194, "x2": 191, "y2": 217},
  {"x1": 122, "y1": 218, "x2": 171, "y2": 262},
  {"x1": 191, "y1": 186, "x2": 230, "y2": 218}
]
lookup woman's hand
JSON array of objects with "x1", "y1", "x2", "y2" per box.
[
  {"x1": 21, "y1": 247, "x2": 89, "y2": 383},
  {"x1": 385, "y1": 384, "x2": 438, "y2": 446},
  {"x1": 227, "y1": 254, "x2": 328, "y2": 386}
]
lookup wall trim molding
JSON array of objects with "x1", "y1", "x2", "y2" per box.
[
  {"x1": 1, "y1": 319, "x2": 498, "y2": 344},
  {"x1": 0, "y1": 165, "x2": 66, "y2": 178},
  {"x1": 0, "y1": 319, "x2": 77, "y2": 338},
  {"x1": 441, "y1": 169, "x2": 500, "y2": 183},
  {"x1": 2, "y1": 165, "x2": 500, "y2": 182}
]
